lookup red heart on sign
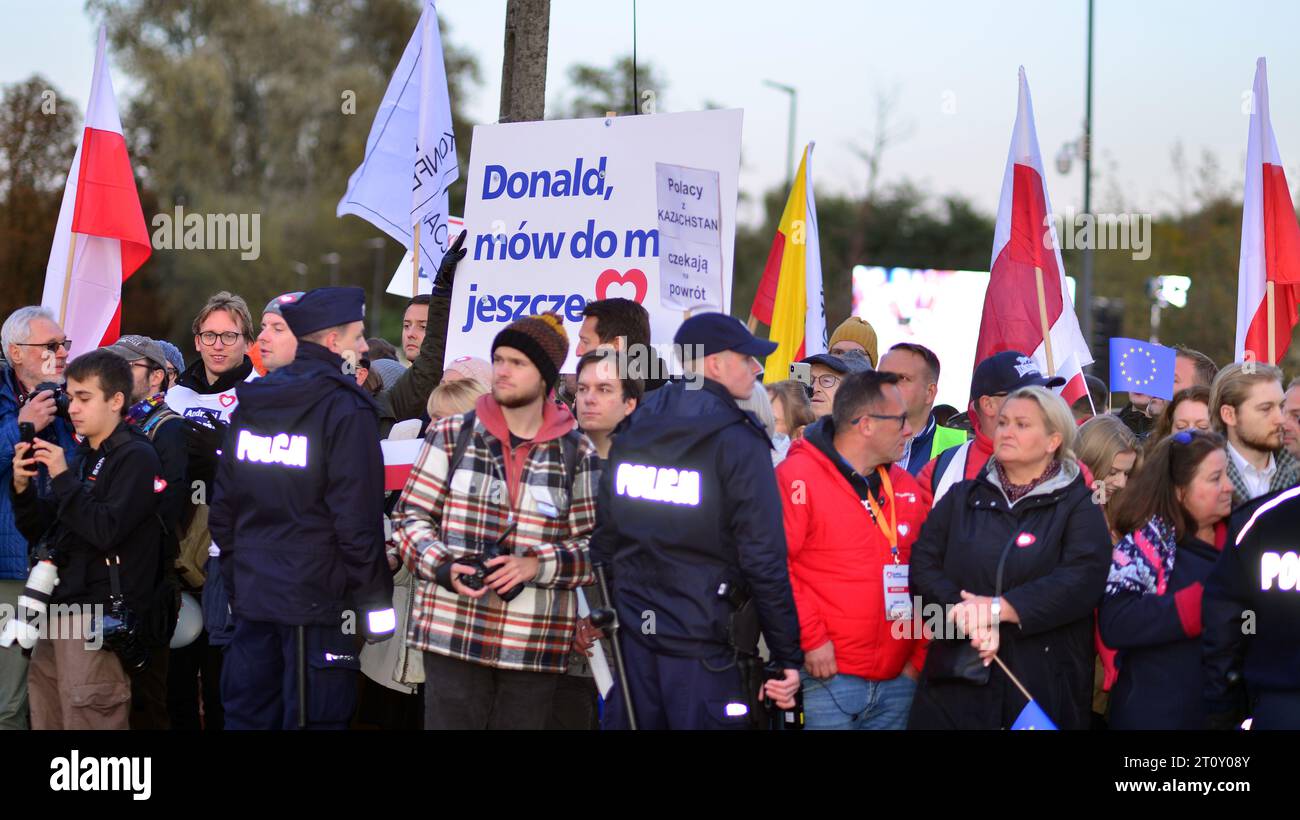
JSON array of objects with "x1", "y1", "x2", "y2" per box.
[
  {"x1": 595, "y1": 268, "x2": 648, "y2": 304},
  {"x1": 219, "y1": 393, "x2": 236, "y2": 408}
]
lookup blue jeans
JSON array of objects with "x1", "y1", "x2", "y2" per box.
[{"x1": 801, "y1": 670, "x2": 917, "y2": 730}]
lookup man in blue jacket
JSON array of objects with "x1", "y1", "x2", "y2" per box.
[
  {"x1": 0, "y1": 306, "x2": 77, "y2": 730},
  {"x1": 591, "y1": 313, "x2": 803, "y2": 729},
  {"x1": 211, "y1": 287, "x2": 394, "y2": 730}
]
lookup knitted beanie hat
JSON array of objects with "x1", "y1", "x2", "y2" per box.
[
  {"x1": 828, "y1": 317, "x2": 879, "y2": 366},
  {"x1": 492, "y1": 312, "x2": 569, "y2": 390}
]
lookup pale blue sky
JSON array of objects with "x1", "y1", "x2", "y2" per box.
[{"x1": 5, "y1": 0, "x2": 1298, "y2": 228}]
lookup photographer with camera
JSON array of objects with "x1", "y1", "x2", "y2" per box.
[
  {"x1": 107, "y1": 335, "x2": 190, "y2": 729},
  {"x1": 211, "y1": 287, "x2": 394, "y2": 730},
  {"x1": 9, "y1": 350, "x2": 165, "y2": 730},
  {"x1": 393, "y1": 312, "x2": 600, "y2": 730},
  {"x1": 0, "y1": 306, "x2": 78, "y2": 730}
]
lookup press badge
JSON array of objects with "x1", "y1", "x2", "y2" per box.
[
  {"x1": 884, "y1": 564, "x2": 911, "y2": 620},
  {"x1": 530, "y1": 486, "x2": 559, "y2": 518}
]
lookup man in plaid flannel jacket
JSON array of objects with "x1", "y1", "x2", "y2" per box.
[{"x1": 393, "y1": 313, "x2": 598, "y2": 729}]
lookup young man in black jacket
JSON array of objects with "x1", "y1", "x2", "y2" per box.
[
  {"x1": 107, "y1": 335, "x2": 188, "y2": 729},
  {"x1": 10, "y1": 350, "x2": 164, "y2": 729}
]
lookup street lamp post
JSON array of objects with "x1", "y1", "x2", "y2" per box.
[
  {"x1": 1081, "y1": 0, "x2": 1096, "y2": 352},
  {"x1": 763, "y1": 80, "x2": 797, "y2": 186},
  {"x1": 365, "y1": 238, "x2": 387, "y2": 332},
  {"x1": 1055, "y1": 0, "x2": 1096, "y2": 358},
  {"x1": 322, "y1": 252, "x2": 341, "y2": 288}
]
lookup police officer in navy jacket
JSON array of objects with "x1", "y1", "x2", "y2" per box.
[
  {"x1": 591, "y1": 313, "x2": 803, "y2": 729},
  {"x1": 1204, "y1": 486, "x2": 1300, "y2": 729},
  {"x1": 211, "y1": 287, "x2": 394, "y2": 730}
]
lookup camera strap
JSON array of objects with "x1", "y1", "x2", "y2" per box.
[{"x1": 105, "y1": 555, "x2": 125, "y2": 604}]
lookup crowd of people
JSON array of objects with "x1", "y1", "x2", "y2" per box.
[{"x1": 3, "y1": 240, "x2": 1300, "y2": 731}]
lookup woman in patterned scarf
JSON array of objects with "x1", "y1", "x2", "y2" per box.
[{"x1": 1099, "y1": 430, "x2": 1234, "y2": 729}]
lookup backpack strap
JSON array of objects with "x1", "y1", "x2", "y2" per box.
[
  {"x1": 141, "y1": 406, "x2": 181, "y2": 441},
  {"x1": 447, "y1": 410, "x2": 584, "y2": 498},
  {"x1": 931, "y1": 440, "x2": 970, "y2": 504},
  {"x1": 559, "y1": 430, "x2": 582, "y2": 493}
]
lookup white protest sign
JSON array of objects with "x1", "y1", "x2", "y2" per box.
[
  {"x1": 655, "y1": 162, "x2": 723, "y2": 312},
  {"x1": 385, "y1": 216, "x2": 464, "y2": 298},
  {"x1": 449, "y1": 109, "x2": 743, "y2": 370}
]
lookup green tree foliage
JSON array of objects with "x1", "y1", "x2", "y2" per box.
[
  {"x1": 46, "y1": 0, "x2": 482, "y2": 351},
  {"x1": 549, "y1": 55, "x2": 666, "y2": 119},
  {"x1": 0, "y1": 76, "x2": 78, "y2": 316}
]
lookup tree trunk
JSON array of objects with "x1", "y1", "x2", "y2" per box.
[{"x1": 499, "y1": 0, "x2": 550, "y2": 123}]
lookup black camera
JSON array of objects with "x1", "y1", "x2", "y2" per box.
[
  {"x1": 101, "y1": 597, "x2": 151, "y2": 672},
  {"x1": 764, "y1": 661, "x2": 804, "y2": 731},
  {"x1": 28, "y1": 382, "x2": 70, "y2": 420},
  {"x1": 457, "y1": 522, "x2": 522, "y2": 601}
]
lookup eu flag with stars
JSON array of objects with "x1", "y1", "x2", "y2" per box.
[
  {"x1": 1109, "y1": 338, "x2": 1177, "y2": 400},
  {"x1": 1011, "y1": 700, "x2": 1058, "y2": 730}
]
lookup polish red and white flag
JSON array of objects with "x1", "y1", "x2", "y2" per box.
[
  {"x1": 1235, "y1": 57, "x2": 1300, "y2": 364},
  {"x1": 42, "y1": 26, "x2": 151, "y2": 356},
  {"x1": 1053, "y1": 351, "x2": 1090, "y2": 409},
  {"x1": 975, "y1": 67, "x2": 1092, "y2": 376}
]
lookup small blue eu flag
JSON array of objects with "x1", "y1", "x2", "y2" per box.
[
  {"x1": 1109, "y1": 338, "x2": 1177, "y2": 400},
  {"x1": 1011, "y1": 700, "x2": 1058, "y2": 731}
]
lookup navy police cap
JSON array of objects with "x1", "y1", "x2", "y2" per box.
[{"x1": 280, "y1": 286, "x2": 366, "y2": 337}]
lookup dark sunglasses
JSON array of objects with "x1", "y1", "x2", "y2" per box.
[{"x1": 15, "y1": 339, "x2": 71, "y2": 354}]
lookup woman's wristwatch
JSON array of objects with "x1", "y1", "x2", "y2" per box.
[{"x1": 990, "y1": 597, "x2": 1003, "y2": 622}]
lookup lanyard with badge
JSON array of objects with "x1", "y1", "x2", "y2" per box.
[{"x1": 865, "y1": 466, "x2": 912, "y2": 621}]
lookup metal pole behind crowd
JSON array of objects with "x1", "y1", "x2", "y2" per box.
[
  {"x1": 763, "y1": 80, "x2": 797, "y2": 186},
  {"x1": 1080, "y1": 0, "x2": 1096, "y2": 353}
]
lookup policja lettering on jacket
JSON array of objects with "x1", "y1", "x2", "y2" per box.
[
  {"x1": 591, "y1": 312, "x2": 803, "y2": 729},
  {"x1": 614, "y1": 463, "x2": 701, "y2": 506},
  {"x1": 234, "y1": 429, "x2": 308, "y2": 468}
]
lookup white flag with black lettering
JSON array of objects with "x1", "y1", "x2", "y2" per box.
[{"x1": 337, "y1": 0, "x2": 458, "y2": 269}]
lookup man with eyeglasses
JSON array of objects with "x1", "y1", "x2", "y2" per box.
[
  {"x1": 163, "y1": 290, "x2": 259, "y2": 732},
  {"x1": 801, "y1": 351, "x2": 873, "y2": 419},
  {"x1": 0, "y1": 306, "x2": 78, "y2": 729},
  {"x1": 168, "y1": 291, "x2": 259, "y2": 433},
  {"x1": 776, "y1": 370, "x2": 930, "y2": 729},
  {"x1": 917, "y1": 350, "x2": 1064, "y2": 506}
]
